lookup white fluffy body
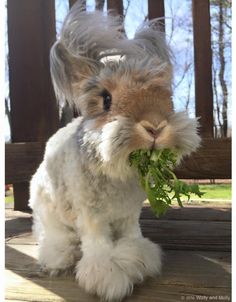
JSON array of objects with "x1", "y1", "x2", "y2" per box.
[
  {"x1": 29, "y1": 113, "x2": 199, "y2": 301},
  {"x1": 29, "y1": 2, "x2": 201, "y2": 301},
  {"x1": 29, "y1": 118, "x2": 162, "y2": 301}
]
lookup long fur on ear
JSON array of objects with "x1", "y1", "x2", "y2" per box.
[
  {"x1": 50, "y1": 42, "x2": 76, "y2": 105},
  {"x1": 50, "y1": 40, "x2": 100, "y2": 105},
  {"x1": 133, "y1": 20, "x2": 172, "y2": 64},
  {"x1": 50, "y1": 0, "x2": 172, "y2": 107}
]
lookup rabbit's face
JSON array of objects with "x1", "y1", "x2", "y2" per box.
[
  {"x1": 78, "y1": 61, "x2": 200, "y2": 168},
  {"x1": 50, "y1": 7, "x2": 201, "y2": 178}
]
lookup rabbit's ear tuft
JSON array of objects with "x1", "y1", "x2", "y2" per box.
[
  {"x1": 50, "y1": 41, "x2": 100, "y2": 106},
  {"x1": 50, "y1": 42, "x2": 74, "y2": 105},
  {"x1": 134, "y1": 21, "x2": 172, "y2": 65}
]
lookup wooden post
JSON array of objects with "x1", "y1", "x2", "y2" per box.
[
  {"x1": 69, "y1": 0, "x2": 86, "y2": 9},
  {"x1": 148, "y1": 0, "x2": 165, "y2": 31},
  {"x1": 69, "y1": 0, "x2": 77, "y2": 7},
  {"x1": 7, "y1": 0, "x2": 59, "y2": 210},
  {"x1": 107, "y1": 0, "x2": 123, "y2": 16},
  {"x1": 192, "y1": 0, "x2": 214, "y2": 137}
]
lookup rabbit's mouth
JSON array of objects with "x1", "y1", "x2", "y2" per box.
[
  {"x1": 97, "y1": 116, "x2": 174, "y2": 164},
  {"x1": 150, "y1": 140, "x2": 156, "y2": 151},
  {"x1": 85, "y1": 112, "x2": 200, "y2": 178}
]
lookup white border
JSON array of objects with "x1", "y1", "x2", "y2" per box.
[
  {"x1": 231, "y1": 0, "x2": 235, "y2": 300},
  {"x1": 0, "y1": 1, "x2": 6, "y2": 301}
]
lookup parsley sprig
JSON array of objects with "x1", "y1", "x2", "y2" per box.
[{"x1": 129, "y1": 149, "x2": 204, "y2": 217}]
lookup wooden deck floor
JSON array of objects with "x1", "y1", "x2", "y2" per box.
[{"x1": 5, "y1": 205, "x2": 231, "y2": 302}]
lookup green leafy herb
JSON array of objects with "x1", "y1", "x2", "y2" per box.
[{"x1": 129, "y1": 149, "x2": 204, "y2": 217}]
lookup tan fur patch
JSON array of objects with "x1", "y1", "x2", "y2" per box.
[{"x1": 78, "y1": 62, "x2": 174, "y2": 152}]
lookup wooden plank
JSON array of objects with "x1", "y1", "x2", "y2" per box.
[
  {"x1": 175, "y1": 138, "x2": 231, "y2": 179},
  {"x1": 5, "y1": 208, "x2": 34, "y2": 244},
  {"x1": 5, "y1": 142, "x2": 45, "y2": 184},
  {"x1": 5, "y1": 208, "x2": 231, "y2": 251},
  {"x1": 5, "y1": 138, "x2": 231, "y2": 185},
  {"x1": 192, "y1": 0, "x2": 214, "y2": 137},
  {"x1": 141, "y1": 205, "x2": 231, "y2": 221},
  {"x1": 5, "y1": 278, "x2": 231, "y2": 302},
  {"x1": 6, "y1": 221, "x2": 231, "y2": 252},
  {"x1": 148, "y1": 0, "x2": 165, "y2": 31},
  {"x1": 7, "y1": 0, "x2": 59, "y2": 210},
  {"x1": 5, "y1": 210, "x2": 232, "y2": 300},
  {"x1": 141, "y1": 219, "x2": 231, "y2": 251},
  {"x1": 5, "y1": 243, "x2": 231, "y2": 302},
  {"x1": 5, "y1": 211, "x2": 32, "y2": 239},
  {"x1": 107, "y1": 0, "x2": 124, "y2": 16}
]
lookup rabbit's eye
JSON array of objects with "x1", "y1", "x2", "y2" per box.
[{"x1": 101, "y1": 90, "x2": 112, "y2": 111}]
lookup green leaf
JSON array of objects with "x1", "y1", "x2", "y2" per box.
[{"x1": 129, "y1": 149, "x2": 204, "y2": 217}]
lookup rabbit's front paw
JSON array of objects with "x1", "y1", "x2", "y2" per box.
[
  {"x1": 76, "y1": 255, "x2": 133, "y2": 301},
  {"x1": 114, "y1": 237, "x2": 162, "y2": 278}
]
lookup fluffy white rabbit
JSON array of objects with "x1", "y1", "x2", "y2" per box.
[{"x1": 29, "y1": 2, "x2": 200, "y2": 301}]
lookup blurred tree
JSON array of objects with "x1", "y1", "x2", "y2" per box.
[
  {"x1": 95, "y1": 0, "x2": 105, "y2": 10},
  {"x1": 211, "y1": 0, "x2": 231, "y2": 137}
]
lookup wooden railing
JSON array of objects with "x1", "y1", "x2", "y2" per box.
[{"x1": 6, "y1": 0, "x2": 231, "y2": 210}]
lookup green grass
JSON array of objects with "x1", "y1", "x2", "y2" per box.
[
  {"x1": 194, "y1": 184, "x2": 231, "y2": 200},
  {"x1": 5, "y1": 186, "x2": 14, "y2": 204},
  {"x1": 143, "y1": 183, "x2": 231, "y2": 206},
  {"x1": 5, "y1": 194, "x2": 14, "y2": 204},
  {"x1": 164, "y1": 184, "x2": 231, "y2": 201},
  {"x1": 173, "y1": 183, "x2": 232, "y2": 205},
  {"x1": 5, "y1": 184, "x2": 231, "y2": 206}
]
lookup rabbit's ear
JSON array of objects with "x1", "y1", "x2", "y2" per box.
[
  {"x1": 133, "y1": 22, "x2": 172, "y2": 65},
  {"x1": 50, "y1": 41, "x2": 100, "y2": 106},
  {"x1": 50, "y1": 2, "x2": 125, "y2": 107}
]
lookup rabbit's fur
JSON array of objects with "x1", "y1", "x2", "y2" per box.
[{"x1": 29, "y1": 3, "x2": 201, "y2": 301}]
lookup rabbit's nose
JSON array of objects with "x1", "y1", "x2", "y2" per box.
[
  {"x1": 140, "y1": 120, "x2": 167, "y2": 139},
  {"x1": 144, "y1": 126, "x2": 160, "y2": 139}
]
